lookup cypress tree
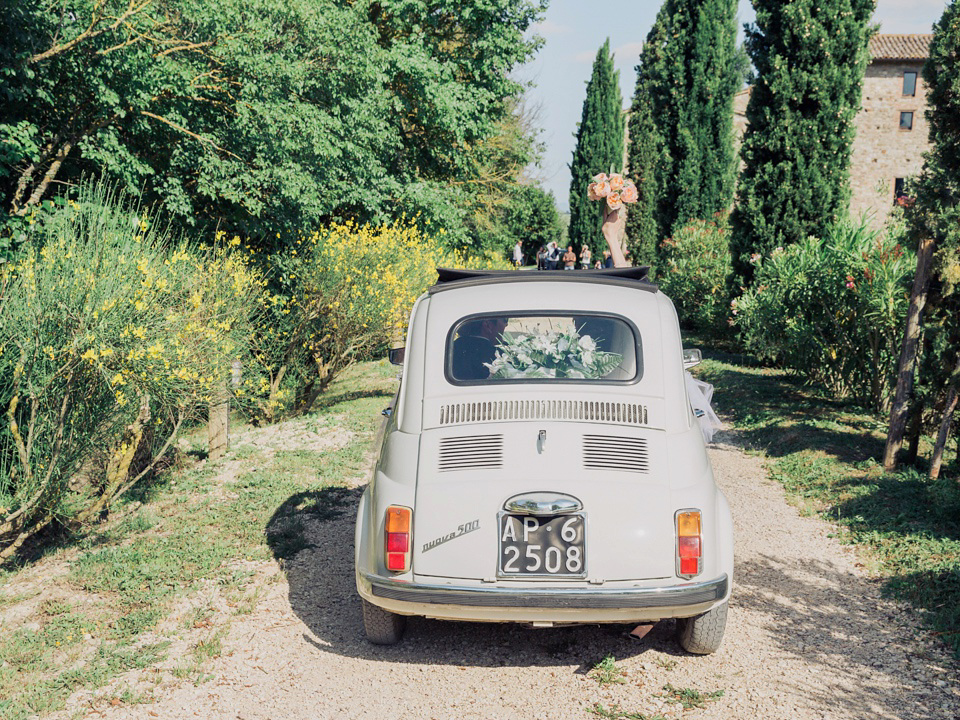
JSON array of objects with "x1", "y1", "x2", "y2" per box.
[
  {"x1": 677, "y1": 0, "x2": 739, "y2": 225},
  {"x1": 627, "y1": 0, "x2": 739, "y2": 250},
  {"x1": 624, "y1": 89, "x2": 662, "y2": 266},
  {"x1": 568, "y1": 39, "x2": 624, "y2": 253},
  {"x1": 625, "y1": 7, "x2": 670, "y2": 266},
  {"x1": 730, "y1": 0, "x2": 874, "y2": 288}
]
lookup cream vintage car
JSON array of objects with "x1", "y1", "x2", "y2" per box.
[{"x1": 354, "y1": 267, "x2": 733, "y2": 653}]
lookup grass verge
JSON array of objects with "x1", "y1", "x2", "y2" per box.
[
  {"x1": 0, "y1": 360, "x2": 396, "y2": 719},
  {"x1": 693, "y1": 345, "x2": 960, "y2": 657}
]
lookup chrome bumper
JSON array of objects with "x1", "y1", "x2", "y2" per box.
[{"x1": 364, "y1": 573, "x2": 728, "y2": 610}]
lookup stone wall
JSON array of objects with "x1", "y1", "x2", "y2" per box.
[
  {"x1": 849, "y1": 61, "x2": 929, "y2": 223},
  {"x1": 733, "y1": 88, "x2": 750, "y2": 152}
]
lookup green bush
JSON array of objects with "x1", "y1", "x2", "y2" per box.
[
  {"x1": 656, "y1": 213, "x2": 733, "y2": 333},
  {"x1": 0, "y1": 185, "x2": 261, "y2": 559},
  {"x1": 734, "y1": 217, "x2": 914, "y2": 410}
]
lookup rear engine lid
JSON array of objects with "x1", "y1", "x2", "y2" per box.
[{"x1": 411, "y1": 424, "x2": 676, "y2": 582}]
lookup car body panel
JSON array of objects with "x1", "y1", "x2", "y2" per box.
[
  {"x1": 356, "y1": 270, "x2": 733, "y2": 628},
  {"x1": 412, "y1": 422, "x2": 677, "y2": 581}
]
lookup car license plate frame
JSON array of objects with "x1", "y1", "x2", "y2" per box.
[{"x1": 497, "y1": 513, "x2": 586, "y2": 578}]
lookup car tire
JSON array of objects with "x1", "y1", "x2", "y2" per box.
[
  {"x1": 676, "y1": 601, "x2": 727, "y2": 655},
  {"x1": 361, "y1": 599, "x2": 407, "y2": 645}
]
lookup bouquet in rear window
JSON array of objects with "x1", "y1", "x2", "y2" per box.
[
  {"x1": 587, "y1": 172, "x2": 639, "y2": 211},
  {"x1": 485, "y1": 326, "x2": 622, "y2": 379}
]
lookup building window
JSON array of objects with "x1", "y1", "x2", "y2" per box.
[
  {"x1": 900, "y1": 111, "x2": 914, "y2": 130},
  {"x1": 903, "y1": 71, "x2": 917, "y2": 96}
]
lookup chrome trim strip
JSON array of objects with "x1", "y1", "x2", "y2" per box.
[{"x1": 365, "y1": 573, "x2": 727, "y2": 610}]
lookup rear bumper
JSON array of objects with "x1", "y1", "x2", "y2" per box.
[{"x1": 358, "y1": 571, "x2": 729, "y2": 624}]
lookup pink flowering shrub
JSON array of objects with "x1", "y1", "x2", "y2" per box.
[
  {"x1": 735, "y1": 217, "x2": 914, "y2": 410},
  {"x1": 656, "y1": 214, "x2": 733, "y2": 333}
]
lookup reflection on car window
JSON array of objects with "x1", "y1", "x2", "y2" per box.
[{"x1": 448, "y1": 314, "x2": 639, "y2": 382}]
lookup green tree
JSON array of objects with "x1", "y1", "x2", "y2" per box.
[
  {"x1": 884, "y1": 0, "x2": 960, "y2": 474},
  {"x1": 0, "y1": 0, "x2": 395, "y2": 244},
  {"x1": 366, "y1": 0, "x2": 546, "y2": 252},
  {"x1": 567, "y1": 39, "x2": 624, "y2": 254},
  {"x1": 624, "y1": 78, "x2": 662, "y2": 268},
  {"x1": 628, "y1": 0, "x2": 740, "y2": 247},
  {"x1": 730, "y1": 0, "x2": 874, "y2": 288},
  {"x1": 0, "y1": 0, "x2": 545, "y2": 250},
  {"x1": 423, "y1": 98, "x2": 544, "y2": 254},
  {"x1": 502, "y1": 184, "x2": 563, "y2": 263},
  {"x1": 368, "y1": 0, "x2": 544, "y2": 185}
]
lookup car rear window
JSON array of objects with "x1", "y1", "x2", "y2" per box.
[{"x1": 446, "y1": 313, "x2": 640, "y2": 383}]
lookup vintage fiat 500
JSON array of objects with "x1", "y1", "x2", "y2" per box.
[{"x1": 354, "y1": 267, "x2": 733, "y2": 653}]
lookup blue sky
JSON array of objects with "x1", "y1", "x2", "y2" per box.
[{"x1": 521, "y1": 0, "x2": 950, "y2": 212}]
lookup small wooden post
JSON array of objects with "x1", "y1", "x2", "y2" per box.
[{"x1": 208, "y1": 385, "x2": 229, "y2": 461}]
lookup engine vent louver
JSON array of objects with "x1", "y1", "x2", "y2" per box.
[
  {"x1": 582, "y1": 435, "x2": 650, "y2": 473},
  {"x1": 438, "y1": 434, "x2": 504, "y2": 472},
  {"x1": 439, "y1": 400, "x2": 648, "y2": 427}
]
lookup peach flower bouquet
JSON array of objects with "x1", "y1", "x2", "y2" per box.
[{"x1": 587, "y1": 172, "x2": 639, "y2": 210}]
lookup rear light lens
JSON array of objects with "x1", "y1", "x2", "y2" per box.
[
  {"x1": 385, "y1": 506, "x2": 412, "y2": 573},
  {"x1": 676, "y1": 510, "x2": 702, "y2": 579}
]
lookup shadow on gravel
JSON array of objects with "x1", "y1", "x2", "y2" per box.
[
  {"x1": 266, "y1": 486, "x2": 360, "y2": 566},
  {"x1": 735, "y1": 554, "x2": 953, "y2": 719},
  {"x1": 828, "y1": 472, "x2": 960, "y2": 654},
  {"x1": 268, "y1": 486, "x2": 675, "y2": 668}
]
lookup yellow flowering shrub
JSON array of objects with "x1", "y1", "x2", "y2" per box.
[
  {"x1": 250, "y1": 219, "x2": 507, "y2": 420},
  {"x1": 0, "y1": 185, "x2": 261, "y2": 559}
]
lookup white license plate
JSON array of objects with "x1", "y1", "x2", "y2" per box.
[{"x1": 498, "y1": 514, "x2": 586, "y2": 577}]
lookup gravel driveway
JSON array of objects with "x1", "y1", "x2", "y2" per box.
[{"x1": 80, "y1": 430, "x2": 960, "y2": 720}]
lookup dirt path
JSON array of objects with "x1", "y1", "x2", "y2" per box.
[{"x1": 63, "y1": 430, "x2": 960, "y2": 720}]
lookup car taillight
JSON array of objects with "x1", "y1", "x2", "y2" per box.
[
  {"x1": 385, "y1": 506, "x2": 412, "y2": 573},
  {"x1": 676, "y1": 510, "x2": 702, "y2": 578}
]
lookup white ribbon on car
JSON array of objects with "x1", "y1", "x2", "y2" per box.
[{"x1": 685, "y1": 371, "x2": 723, "y2": 443}]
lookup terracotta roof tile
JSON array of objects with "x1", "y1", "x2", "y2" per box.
[{"x1": 869, "y1": 34, "x2": 933, "y2": 61}]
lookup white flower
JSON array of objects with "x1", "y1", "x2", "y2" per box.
[
  {"x1": 489, "y1": 324, "x2": 622, "y2": 380},
  {"x1": 533, "y1": 336, "x2": 553, "y2": 353}
]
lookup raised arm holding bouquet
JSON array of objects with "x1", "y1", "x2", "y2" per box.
[{"x1": 587, "y1": 172, "x2": 638, "y2": 268}]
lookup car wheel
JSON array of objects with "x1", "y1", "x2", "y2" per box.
[
  {"x1": 361, "y1": 599, "x2": 407, "y2": 645},
  {"x1": 676, "y1": 601, "x2": 727, "y2": 655}
]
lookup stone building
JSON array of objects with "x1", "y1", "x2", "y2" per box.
[
  {"x1": 732, "y1": 34, "x2": 933, "y2": 223},
  {"x1": 849, "y1": 34, "x2": 932, "y2": 221}
]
